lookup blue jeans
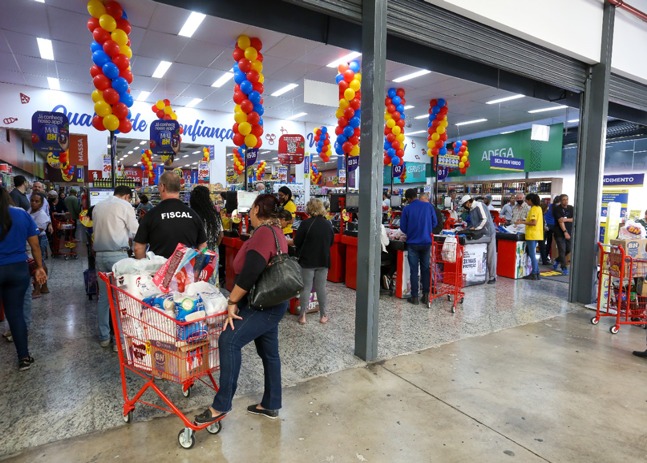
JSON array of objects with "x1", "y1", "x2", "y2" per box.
[
  {"x1": 526, "y1": 240, "x2": 539, "y2": 275},
  {"x1": 406, "y1": 244, "x2": 431, "y2": 297},
  {"x1": 0, "y1": 262, "x2": 31, "y2": 359},
  {"x1": 95, "y1": 251, "x2": 128, "y2": 342},
  {"x1": 212, "y1": 300, "x2": 288, "y2": 412}
]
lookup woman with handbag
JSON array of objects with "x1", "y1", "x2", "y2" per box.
[
  {"x1": 195, "y1": 194, "x2": 297, "y2": 424},
  {"x1": 294, "y1": 198, "x2": 334, "y2": 325}
]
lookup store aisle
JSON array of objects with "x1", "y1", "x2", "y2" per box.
[{"x1": 0, "y1": 250, "x2": 583, "y2": 458}]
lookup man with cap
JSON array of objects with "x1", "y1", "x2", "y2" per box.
[{"x1": 460, "y1": 195, "x2": 497, "y2": 284}]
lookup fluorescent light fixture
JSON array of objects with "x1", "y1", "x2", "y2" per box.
[
  {"x1": 393, "y1": 69, "x2": 431, "y2": 83},
  {"x1": 47, "y1": 77, "x2": 60, "y2": 90},
  {"x1": 567, "y1": 118, "x2": 579, "y2": 123},
  {"x1": 486, "y1": 94, "x2": 525, "y2": 105},
  {"x1": 37, "y1": 38, "x2": 54, "y2": 60},
  {"x1": 136, "y1": 91, "x2": 150, "y2": 101},
  {"x1": 183, "y1": 154, "x2": 190, "y2": 158},
  {"x1": 192, "y1": 150, "x2": 201, "y2": 154},
  {"x1": 152, "y1": 61, "x2": 172, "y2": 79},
  {"x1": 178, "y1": 12, "x2": 206, "y2": 38},
  {"x1": 261, "y1": 150, "x2": 271, "y2": 154},
  {"x1": 107, "y1": 144, "x2": 111, "y2": 149},
  {"x1": 34, "y1": 0, "x2": 45, "y2": 3},
  {"x1": 211, "y1": 72, "x2": 233, "y2": 88},
  {"x1": 184, "y1": 164, "x2": 190, "y2": 167},
  {"x1": 326, "y1": 51, "x2": 361, "y2": 68},
  {"x1": 407, "y1": 130, "x2": 427, "y2": 135},
  {"x1": 192, "y1": 162, "x2": 198, "y2": 165},
  {"x1": 128, "y1": 150, "x2": 133, "y2": 154},
  {"x1": 140, "y1": 141, "x2": 147, "y2": 145},
  {"x1": 414, "y1": 114, "x2": 429, "y2": 120},
  {"x1": 527, "y1": 105, "x2": 568, "y2": 114},
  {"x1": 271, "y1": 83, "x2": 298, "y2": 97},
  {"x1": 185, "y1": 98, "x2": 202, "y2": 108},
  {"x1": 403, "y1": 105, "x2": 415, "y2": 110},
  {"x1": 285, "y1": 112, "x2": 307, "y2": 121},
  {"x1": 271, "y1": 157, "x2": 278, "y2": 160},
  {"x1": 500, "y1": 130, "x2": 515, "y2": 135},
  {"x1": 455, "y1": 118, "x2": 487, "y2": 127},
  {"x1": 123, "y1": 154, "x2": 129, "y2": 158}
]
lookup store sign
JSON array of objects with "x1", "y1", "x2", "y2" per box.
[
  {"x1": 31, "y1": 111, "x2": 70, "y2": 152},
  {"x1": 437, "y1": 154, "x2": 460, "y2": 168},
  {"x1": 245, "y1": 148, "x2": 258, "y2": 167},
  {"x1": 304, "y1": 155, "x2": 310, "y2": 174},
  {"x1": 490, "y1": 156, "x2": 525, "y2": 172},
  {"x1": 347, "y1": 156, "x2": 359, "y2": 172},
  {"x1": 392, "y1": 163, "x2": 405, "y2": 177},
  {"x1": 437, "y1": 165, "x2": 449, "y2": 181},
  {"x1": 68, "y1": 134, "x2": 88, "y2": 166},
  {"x1": 198, "y1": 161, "x2": 210, "y2": 184},
  {"x1": 149, "y1": 120, "x2": 181, "y2": 155},
  {"x1": 102, "y1": 155, "x2": 112, "y2": 178},
  {"x1": 278, "y1": 166, "x2": 288, "y2": 182},
  {"x1": 602, "y1": 174, "x2": 644, "y2": 186},
  {"x1": 382, "y1": 162, "x2": 427, "y2": 184},
  {"x1": 278, "y1": 134, "x2": 305, "y2": 164},
  {"x1": 75, "y1": 166, "x2": 85, "y2": 183},
  {"x1": 338, "y1": 168, "x2": 346, "y2": 185}
]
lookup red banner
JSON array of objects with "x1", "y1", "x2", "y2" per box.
[
  {"x1": 68, "y1": 134, "x2": 88, "y2": 166},
  {"x1": 278, "y1": 134, "x2": 305, "y2": 164}
]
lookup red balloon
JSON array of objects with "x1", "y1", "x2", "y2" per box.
[
  {"x1": 93, "y1": 74, "x2": 111, "y2": 90},
  {"x1": 396, "y1": 88, "x2": 405, "y2": 98},
  {"x1": 400, "y1": 98, "x2": 406, "y2": 105},
  {"x1": 350, "y1": 98, "x2": 361, "y2": 110},
  {"x1": 257, "y1": 52, "x2": 263, "y2": 62},
  {"x1": 391, "y1": 112, "x2": 400, "y2": 122},
  {"x1": 384, "y1": 97, "x2": 392, "y2": 106},
  {"x1": 349, "y1": 136, "x2": 359, "y2": 145},
  {"x1": 90, "y1": 65, "x2": 102, "y2": 78},
  {"x1": 439, "y1": 106, "x2": 448, "y2": 116},
  {"x1": 429, "y1": 99, "x2": 438, "y2": 106},
  {"x1": 103, "y1": 88, "x2": 120, "y2": 105},
  {"x1": 232, "y1": 47, "x2": 244, "y2": 62},
  {"x1": 384, "y1": 127, "x2": 390, "y2": 136},
  {"x1": 337, "y1": 63, "x2": 349, "y2": 74},
  {"x1": 151, "y1": 104, "x2": 158, "y2": 112},
  {"x1": 233, "y1": 133, "x2": 244, "y2": 146},
  {"x1": 116, "y1": 18, "x2": 131, "y2": 35},
  {"x1": 247, "y1": 112, "x2": 260, "y2": 125},
  {"x1": 387, "y1": 104, "x2": 396, "y2": 113},
  {"x1": 396, "y1": 119, "x2": 405, "y2": 128},
  {"x1": 335, "y1": 126, "x2": 343, "y2": 136},
  {"x1": 252, "y1": 124, "x2": 263, "y2": 137},
  {"x1": 246, "y1": 70, "x2": 259, "y2": 83},
  {"x1": 338, "y1": 80, "x2": 349, "y2": 93},
  {"x1": 396, "y1": 149, "x2": 404, "y2": 158},
  {"x1": 440, "y1": 133, "x2": 448, "y2": 141},
  {"x1": 250, "y1": 37, "x2": 263, "y2": 51},
  {"x1": 238, "y1": 59, "x2": 251, "y2": 73},
  {"x1": 386, "y1": 133, "x2": 395, "y2": 143},
  {"x1": 338, "y1": 117, "x2": 348, "y2": 127},
  {"x1": 323, "y1": 138, "x2": 330, "y2": 145},
  {"x1": 252, "y1": 82, "x2": 263, "y2": 93},
  {"x1": 232, "y1": 123, "x2": 239, "y2": 134},
  {"x1": 87, "y1": 18, "x2": 100, "y2": 32},
  {"x1": 343, "y1": 69, "x2": 354, "y2": 83},
  {"x1": 432, "y1": 147, "x2": 440, "y2": 156},
  {"x1": 254, "y1": 138, "x2": 262, "y2": 149},
  {"x1": 240, "y1": 99, "x2": 254, "y2": 114},
  {"x1": 113, "y1": 54, "x2": 129, "y2": 70},
  {"x1": 156, "y1": 110, "x2": 164, "y2": 118},
  {"x1": 391, "y1": 141, "x2": 401, "y2": 150},
  {"x1": 259, "y1": 97, "x2": 264, "y2": 105},
  {"x1": 105, "y1": 1, "x2": 123, "y2": 19},
  {"x1": 163, "y1": 99, "x2": 170, "y2": 106},
  {"x1": 163, "y1": 115, "x2": 171, "y2": 120},
  {"x1": 119, "y1": 118, "x2": 132, "y2": 133},
  {"x1": 92, "y1": 115, "x2": 105, "y2": 131},
  {"x1": 342, "y1": 142, "x2": 352, "y2": 153},
  {"x1": 120, "y1": 69, "x2": 133, "y2": 84},
  {"x1": 344, "y1": 108, "x2": 355, "y2": 119},
  {"x1": 113, "y1": 102, "x2": 128, "y2": 119},
  {"x1": 93, "y1": 27, "x2": 111, "y2": 44},
  {"x1": 354, "y1": 127, "x2": 360, "y2": 137},
  {"x1": 459, "y1": 145, "x2": 467, "y2": 153},
  {"x1": 383, "y1": 155, "x2": 391, "y2": 166},
  {"x1": 103, "y1": 40, "x2": 121, "y2": 58},
  {"x1": 233, "y1": 92, "x2": 245, "y2": 105}
]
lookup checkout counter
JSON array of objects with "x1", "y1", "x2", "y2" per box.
[{"x1": 496, "y1": 232, "x2": 532, "y2": 279}]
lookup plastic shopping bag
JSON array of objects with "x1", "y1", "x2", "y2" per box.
[{"x1": 441, "y1": 236, "x2": 457, "y2": 263}]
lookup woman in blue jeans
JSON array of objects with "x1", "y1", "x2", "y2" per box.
[
  {"x1": 195, "y1": 194, "x2": 289, "y2": 424},
  {"x1": 0, "y1": 187, "x2": 47, "y2": 370}
]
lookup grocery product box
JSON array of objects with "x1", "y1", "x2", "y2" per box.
[
  {"x1": 123, "y1": 336, "x2": 152, "y2": 372},
  {"x1": 610, "y1": 239, "x2": 647, "y2": 260},
  {"x1": 150, "y1": 340, "x2": 209, "y2": 382}
]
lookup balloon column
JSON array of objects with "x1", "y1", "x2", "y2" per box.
[
  {"x1": 314, "y1": 127, "x2": 331, "y2": 162},
  {"x1": 202, "y1": 146, "x2": 211, "y2": 162},
  {"x1": 399, "y1": 164, "x2": 407, "y2": 183},
  {"x1": 87, "y1": 0, "x2": 134, "y2": 133},
  {"x1": 151, "y1": 99, "x2": 179, "y2": 122},
  {"x1": 59, "y1": 151, "x2": 75, "y2": 181},
  {"x1": 310, "y1": 162, "x2": 322, "y2": 185},
  {"x1": 454, "y1": 140, "x2": 470, "y2": 175},
  {"x1": 232, "y1": 35, "x2": 265, "y2": 152},
  {"x1": 334, "y1": 60, "x2": 361, "y2": 160},
  {"x1": 140, "y1": 149, "x2": 155, "y2": 183},
  {"x1": 383, "y1": 88, "x2": 406, "y2": 166},
  {"x1": 233, "y1": 148, "x2": 245, "y2": 175},
  {"x1": 426, "y1": 98, "x2": 449, "y2": 157},
  {"x1": 256, "y1": 161, "x2": 266, "y2": 181}
]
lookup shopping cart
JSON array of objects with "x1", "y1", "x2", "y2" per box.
[
  {"x1": 429, "y1": 235, "x2": 465, "y2": 313},
  {"x1": 99, "y1": 272, "x2": 228, "y2": 449},
  {"x1": 51, "y1": 213, "x2": 78, "y2": 260},
  {"x1": 591, "y1": 243, "x2": 647, "y2": 333}
]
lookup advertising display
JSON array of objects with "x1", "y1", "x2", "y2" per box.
[
  {"x1": 198, "y1": 161, "x2": 210, "y2": 184},
  {"x1": 382, "y1": 162, "x2": 427, "y2": 184},
  {"x1": 245, "y1": 148, "x2": 258, "y2": 167},
  {"x1": 278, "y1": 134, "x2": 305, "y2": 164},
  {"x1": 150, "y1": 120, "x2": 181, "y2": 155},
  {"x1": 30, "y1": 111, "x2": 70, "y2": 153},
  {"x1": 462, "y1": 243, "x2": 488, "y2": 286},
  {"x1": 347, "y1": 156, "x2": 359, "y2": 172}
]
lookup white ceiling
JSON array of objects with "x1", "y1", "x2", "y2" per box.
[{"x1": 1, "y1": 0, "x2": 582, "y2": 169}]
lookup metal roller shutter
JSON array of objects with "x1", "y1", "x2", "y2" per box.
[{"x1": 609, "y1": 74, "x2": 647, "y2": 111}]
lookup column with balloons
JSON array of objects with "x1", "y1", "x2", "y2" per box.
[
  {"x1": 454, "y1": 140, "x2": 470, "y2": 175},
  {"x1": 59, "y1": 151, "x2": 75, "y2": 181},
  {"x1": 310, "y1": 162, "x2": 322, "y2": 185},
  {"x1": 232, "y1": 35, "x2": 264, "y2": 154},
  {"x1": 87, "y1": 0, "x2": 134, "y2": 134},
  {"x1": 140, "y1": 149, "x2": 154, "y2": 183},
  {"x1": 233, "y1": 148, "x2": 244, "y2": 175},
  {"x1": 334, "y1": 60, "x2": 361, "y2": 162},
  {"x1": 399, "y1": 164, "x2": 407, "y2": 183},
  {"x1": 256, "y1": 161, "x2": 266, "y2": 181},
  {"x1": 383, "y1": 88, "x2": 406, "y2": 166},
  {"x1": 426, "y1": 99, "x2": 448, "y2": 157},
  {"x1": 314, "y1": 127, "x2": 331, "y2": 162}
]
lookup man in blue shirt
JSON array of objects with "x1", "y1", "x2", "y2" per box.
[{"x1": 400, "y1": 188, "x2": 438, "y2": 305}]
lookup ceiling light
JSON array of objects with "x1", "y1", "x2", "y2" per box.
[
  {"x1": 500, "y1": 130, "x2": 515, "y2": 134},
  {"x1": 47, "y1": 77, "x2": 60, "y2": 90},
  {"x1": 455, "y1": 118, "x2": 487, "y2": 126},
  {"x1": 271, "y1": 157, "x2": 278, "y2": 160},
  {"x1": 414, "y1": 114, "x2": 428, "y2": 120},
  {"x1": 407, "y1": 130, "x2": 427, "y2": 135},
  {"x1": 527, "y1": 105, "x2": 568, "y2": 114},
  {"x1": 152, "y1": 61, "x2": 172, "y2": 79},
  {"x1": 107, "y1": 144, "x2": 111, "y2": 149},
  {"x1": 34, "y1": 0, "x2": 45, "y2": 3},
  {"x1": 285, "y1": 112, "x2": 307, "y2": 121},
  {"x1": 326, "y1": 51, "x2": 362, "y2": 68},
  {"x1": 271, "y1": 84, "x2": 299, "y2": 97},
  {"x1": 392, "y1": 69, "x2": 431, "y2": 83},
  {"x1": 140, "y1": 141, "x2": 147, "y2": 145},
  {"x1": 403, "y1": 105, "x2": 415, "y2": 110},
  {"x1": 486, "y1": 94, "x2": 525, "y2": 105},
  {"x1": 191, "y1": 151, "x2": 200, "y2": 154},
  {"x1": 37, "y1": 38, "x2": 54, "y2": 60},
  {"x1": 211, "y1": 72, "x2": 233, "y2": 88},
  {"x1": 178, "y1": 12, "x2": 206, "y2": 38},
  {"x1": 567, "y1": 118, "x2": 579, "y2": 123},
  {"x1": 192, "y1": 162, "x2": 198, "y2": 165},
  {"x1": 183, "y1": 154, "x2": 190, "y2": 158},
  {"x1": 128, "y1": 150, "x2": 133, "y2": 154},
  {"x1": 123, "y1": 154, "x2": 129, "y2": 158},
  {"x1": 261, "y1": 150, "x2": 271, "y2": 154},
  {"x1": 226, "y1": 153, "x2": 232, "y2": 156},
  {"x1": 136, "y1": 91, "x2": 151, "y2": 101},
  {"x1": 185, "y1": 98, "x2": 202, "y2": 108},
  {"x1": 184, "y1": 164, "x2": 190, "y2": 167}
]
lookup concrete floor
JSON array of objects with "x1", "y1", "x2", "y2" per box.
[{"x1": 4, "y1": 309, "x2": 647, "y2": 463}]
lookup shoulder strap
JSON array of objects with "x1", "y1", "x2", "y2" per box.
[{"x1": 263, "y1": 224, "x2": 282, "y2": 255}]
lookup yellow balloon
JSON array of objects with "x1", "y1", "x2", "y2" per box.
[
  {"x1": 431, "y1": 133, "x2": 439, "y2": 142},
  {"x1": 156, "y1": 100, "x2": 165, "y2": 110},
  {"x1": 103, "y1": 114, "x2": 119, "y2": 131},
  {"x1": 391, "y1": 125, "x2": 401, "y2": 136},
  {"x1": 94, "y1": 100, "x2": 111, "y2": 117},
  {"x1": 171, "y1": 113, "x2": 177, "y2": 120},
  {"x1": 464, "y1": 150, "x2": 469, "y2": 156},
  {"x1": 459, "y1": 161, "x2": 465, "y2": 169},
  {"x1": 427, "y1": 140, "x2": 434, "y2": 148},
  {"x1": 344, "y1": 88, "x2": 355, "y2": 101},
  {"x1": 234, "y1": 112, "x2": 248, "y2": 124},
  {"x1": 427, "y1": 148, "x2": 433, "y2": 156},
  {"x1": 111, "y1": 29, "x2": 128, "y2": 46},
  {"x1": 164, "y1": 106, "x2": 173, "y2": 115},
  {"x1": 244, "y1": 134, "x2": 257, "y2": 147},
  {"x1": 244, "y1": 47, "x2": 258, "y2": 61},
  {"x1": 440, "y1": 120, "x2": 448, "y2": 129},
  {"x1": 251, "y1": 60, "x2": 263, "y2": 73},
  {"x1": 234, "y1": 104, "x2": 242, "y2": 113},
  {"x1": 436, "y1": 126, "x2": 445, "y2": 135},
  {"x1": 396, "y1": 133, "x2": 405, "y2": 143},
  {"x1": 91, "y1": 89, "x2": 103, "y2": 103},
  {"x1": 119, "y1": 45, "x2": 132, "y2": 59},
  {"x1": 350, "y1": 145, "x2": 360, "y2": 156},
  {"x1": 87, "y1": 0, "x2": 106, "y2": 18},
  {"x1": 99, "y1": 14, "x2": 117, "y2": 32},
  {"x1": 335, "y1": 109, "x2": 344, "y2": 119},
  {"x1": 238, "y1": 121, "x2": 252, "y2": 136},
  {"x1": 349, "y1": 79, "x2": 360, "y2": 92},
  {"x1": 339, "y1": 99, "x2": 349, "y2": 109},
  {"x1": 386, "y1": 119, "x2": 396, "y2": 129},
  {"x1": 355, "y1": 73, "x2": 361, "y2": 82},
  {"x1": 258, "y1": 74, "x2": 264, "y2": 84},
  {"x1": 384, "y1": 112, "x2": 392, "y2": 121},
  {"x1": 461, "y1": 156, "x2": 468, "y2": 163},
  {"x1": 237, "y1": 35, "x2": 251, "y2": 50}
]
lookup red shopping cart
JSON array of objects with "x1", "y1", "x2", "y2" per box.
[
  {"x1": 99, "y1": 272, "x2": 228, "y2": 449},
  {"x1": 429, "y1": 235, "x2": 465, "y2": 313},
  {"x1": 51, "y1": 213, "x2": 78, "y2": 260}
]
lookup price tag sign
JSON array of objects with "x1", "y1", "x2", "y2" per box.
[
  {"x1": 31, "y1": 111, "x2": 69, "y2": 152},
  {"x1": 150, "y1": 120, "x2": 181, "y2": 155},
  {"x1": 437, "y1": 154, "x2": 460, "y2": 168}
]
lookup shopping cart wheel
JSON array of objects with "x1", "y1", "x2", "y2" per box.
[
  {"x1": 451, "y1": 306, "x2": 456, "y2": 314},
  {"x1": 123, "y1": 411, "x2": 133, "y2": 423},
  {"x1": 447, "y1": 296, "x2": 451, "y2": 301},
  {"x1": 609, "y1": 325, "x2": 619, "y2": 334},
  {"x1": 590, "y1": 317, "x2": 599, "y2": 325},
  {"x1": 178, "y1": 429, "x2": 195, "y2": 449},
  {"x1": 182, "y1": 386, "x2": 192, "y2": 398},
  {"x1": 206, "y1": 421, "x2": 222, "y2": 435}
]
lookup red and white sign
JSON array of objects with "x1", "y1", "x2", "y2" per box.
[{"x1": 278, "y1": 134, "x2": 305, "y2": 164}]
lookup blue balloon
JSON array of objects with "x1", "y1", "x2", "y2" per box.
[
  {"x1": 335, "y1": 74, "x2": 344, "y2": 84},
  {"x1": 321, "y1": 126, "x2": 327, "y2": 133},
  {"x1": 240, "y1": 80, "x2": 253, "y2": 95},
  {"x1": 439, "y1": 147, "x2": 447, "y2": 155},
  {"x1": 90, "y1": 42, "x2": 102, "y2": 53},
  {"x1": 349, "y1": 117, "x2": 360, "y2": 128},
  {"x1": 388, "y1": 148, "x2": 396, "y2": 157},
  {"x1": 349, "y1": 61, "x2": 360, "y2": 73},
  {"x1": 234, "y1": 71, "x2": 246, "y2": 85},
  {"x1": 427, "y1": 121, "x2": 432, "y2": 127},
  {"x1": 396, "y1": 104, "x2": 404, "y2": 113},
  {"x1": 259, "y1": 117, "x2": 263, "y2": 126},
  {"x1": 335, "y1": 146, "x2": 344, "y2": 155},
  {"x1": 120, "y1": 92, "x2": 134, "y2": 108},
  {"x1": 387, "y1": 88, "x2": 396, "y2": 99},
  {"x1": 102, "y1": 62, "x2": 119, "y2": 79},
  {"x1": 400, "y1": 113, "x2": 406, "y2": 120},
  {"x1": 253, "y1": 104, "x2": 264, "y2": 116},
  {"x1": 92, "y1": 50, "x2": 110, "y2": 67},
  {"x1": 455, "y1": 141, "x2": 462, "y2": 149},
  {"x1": 392, "y1": 96, "x2": 401, "y2": 106},
  {"x1": 338, "y1": 134, "x2": 347, "y2": 144},
  {"x1": 122, "y1": 11, "x2": 128, "y2": 19},
  {"x1": 248, "y1": 91, "x2": 261, "y2": 104},
  {"x1": 232, "y1": 63, "x2": 239, "y2": 71},
  {"x1": 432, "y1": 106, "x2": 440, "y2": 115},
  {"x1": 343, "y1": 126, "x2": 354, "y2": 137},
  {"x1": 112, "y1": 77, "x2": 128, "y2": 95},
  {"x1": 354, "y1": 109, "x2": 361, "y2": 119},
  {"x1": 384, "y1": 141, "x2": 391, "y2": 150},
  {"x1": 438, "y1": 98, "x2": 446, "y2": 107}
]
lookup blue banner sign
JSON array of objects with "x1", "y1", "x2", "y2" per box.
[
  {"x1": 31, "y1": 111, "x2": 70, "y2": 152},
  {"x1": 603, "y1": 174, "x2": 644, "y2": 186},
  {"x1": 245, "y1": 148, "x2": 258, "y2": 167},
  {"x1": 347, "y1": 156, "x2": 359, "y2": 172},
  {"x1": 490, "y1": 156, "x2": 525, "y2": 172},
  {"x1": 392, "y1": 163, "x2": 404, "y2": 177},
  {"x1": 150, "y1": 120, "x2": 181, "y2": 155}
]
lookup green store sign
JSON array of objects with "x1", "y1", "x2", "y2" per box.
[
  {"x1": 383, "y1": 162, "x2": 430, "y2": 184},
  {"x1": 448, "y1": 123, "x2": 563, "y2": 177}
]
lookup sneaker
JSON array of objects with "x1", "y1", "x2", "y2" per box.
[
  {"x1": 18, "y1": 356, "x2": 35, "y2": 371},
  {"x1": 632, "y1": 350, "x2": 647, "y2": 358},
  {"x1": 562, "y1": 268, "x2": 569, "y2": 276},
  {"x1": 552, "y1": 261, "x2": 560, "y2": 271},
  {"x1": 99, "y1": 340, "x2": 110, "y2": 348},
  {"x1": 247, "y1": 404, "x2": 278, "y2": 420},
  {"x1": 112, "y1": 343, "x2": 119, "y2": 353},
  {"x1": 407, "y1": 296, "x2": 420, "y2": 305},
  {"x1": 487, "y1": 278, "x2": 496, "y2": 284},
  {"x1": 421, "y1": 293, "x2": 429, "y2": 305}
]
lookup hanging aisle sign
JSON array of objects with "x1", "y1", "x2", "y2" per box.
[
  {"x1": 31, "y1": 111, "x2": 70, "y2": 152},
  {"x1": 150, "y1": 120, "x2": 181, "y2": 155},
  {"x1": 392, "y1": 163, "x2": 404, "y2": 177},
  {"x1": 198, "y1": 161, "x2": 210, "y2": 184},
  {"x1": 278, "y1": 134, "x2": 305, "y2": 164},
  {"x1": 347, "y1": 156, "x2": 359, "y2": 172},
  {"x1": 490, "y1": 156, "x2": 525, "y2": 172},
  {"x1": 245, "y1": 148, "x2": 258, "y2": 167},
  {"x1": 437, "y1": 154, "x2": 459, "y2": 168}
]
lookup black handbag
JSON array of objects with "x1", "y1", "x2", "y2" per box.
[{"x1": 248, "y1": 225, "x2": 304, "y2": 308}]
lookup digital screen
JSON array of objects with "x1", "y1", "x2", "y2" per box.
[
  {"x1": 346, "y1": 193, "x2": 359, "y2": 210},
  {"x1": 90, "y1": 189, "x2": 113, "y2": 206},
  {"x1": 237, "y1": 191, "x2": 258, "y2": 212},
  {"x1": 390, "y1": 195, "x2": 401, "y2": 208}
]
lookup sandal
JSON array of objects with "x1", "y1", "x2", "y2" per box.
[
  {"x1": 320, "y1": 316, "x2": 329, "y2": 324},
  {"x1": 194, "y1": 408, "x2": 226, "y2": 424},
  {"x1": 298, "y1": 317, "x2": 306, "y2": 325}
]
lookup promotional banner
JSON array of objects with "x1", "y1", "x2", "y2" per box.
[
  {"x1": 382, "y1": 162, "x2": 427, "y2": 184},
  {"x1": 102, "y1": 154, "x2": 112, "y2": 178},
  {"x1": 437, "y1": 165, "x2": 449, "y2": 181},
  {"x1": 278, "y1": 134, "x2": 305, "y2": 164},
  {"x1": 278, "y1": 166, "x2": 288, "y2": 182},
  {"x1": 347, "y1": 156, "x2": 359, "y2": 172},
  {"x1": 149, "y1": 120, "x2": 181, "y2": 155},
  {"x1": 245, "y1": 148, "x2": 258, "y2": 167},
  {"x1": 437, "y1": 154, "x2": 460, "y2": 168},
  {"x1": 338, "y1": 168, "x2": 346, "y2": 185},
  {"x1": 490, "y1": 156, "x2": 525, "y2": 172},
  {"x1": 602, "y1": 174, "x2": 644, "y2": 187},
  {"x1": 68, "y1": 134, "x2": 88, "y2": 166},
  {"x1": 198, "y1": 161, "x2": 210, "y2": 184},
  {"x1": 30, "y1": 111, "x2": 70, "y2": 153}
]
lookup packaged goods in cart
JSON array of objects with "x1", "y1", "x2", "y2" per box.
[
  {"x1": 184, "y1": 281, "x2": 228, "y2": 316},
  {"x1": 153, "y1": 244, "x2": 218, "y2": 293},
  {"x1": 150, "y1": 340, "x2": 209, "y2": 382}
]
